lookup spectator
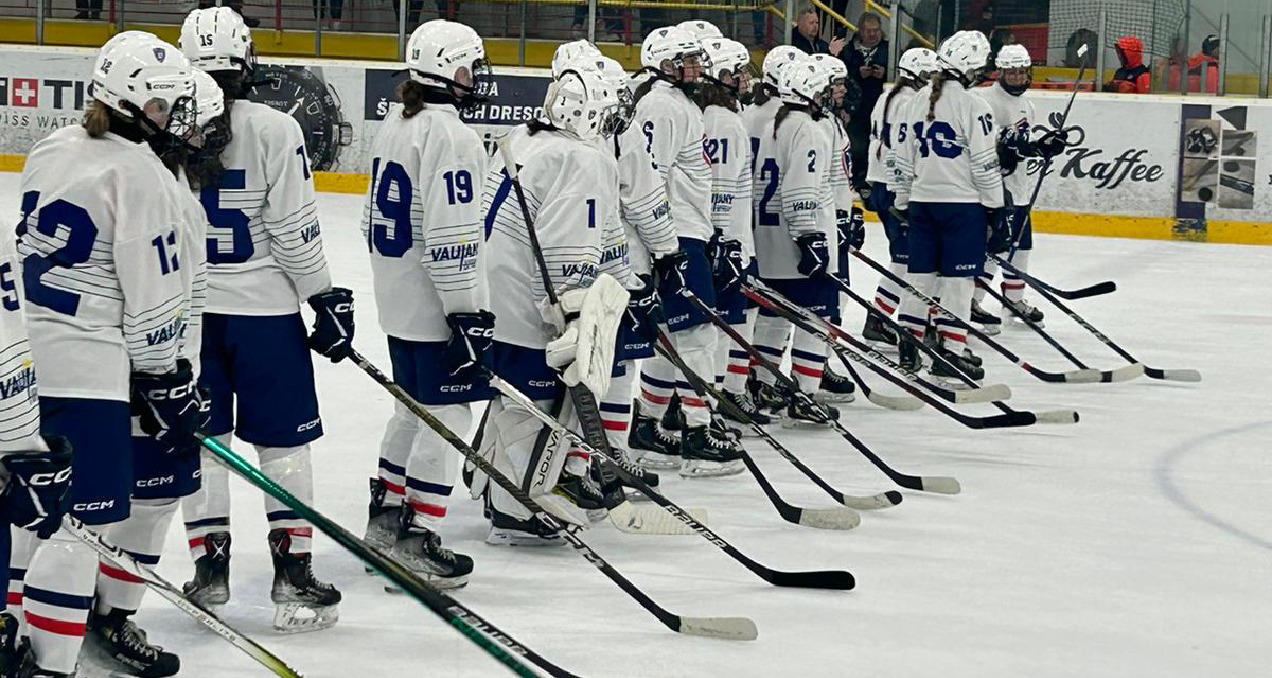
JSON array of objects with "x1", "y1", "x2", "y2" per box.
[
  {"x1": 1168, "y1": 34, "x2": 1220, "y2": 94},
  {"x1": 74, "y1": 0, "x2": 101, "y2": 20},
  {"x1": 986, "y1": 27, "x2": 1015, "y2": 74},
  {"x1": 792, "y1": 6, "x2": 845, "y2": 55},
  {"x1": 313, "y1": 0, "x2": 343, "y2": 30},
  {"x1": 966, "y1": 0, "x2": 995, "y2": 37},
  {"x1": 1104, "y1": 35, "x2": 1151, "y2": 94},
  {"x1": 197, "y1": 0, "x2": 259, "y2": 27},
  {"x1": 841, "y1": 11, "x2": 887, "y2": 185},
  {"x1": 1064, "y1": 28, "x2": 1098, "y2": 68}
]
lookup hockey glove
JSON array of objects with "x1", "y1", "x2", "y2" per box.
[
  {"x1": 624, "y1": 274, "x2": 661, "y2": 345},
  {"x1": 653, "y1": 249, "x2": 690, "y2": 298},
  {"x1": 307, "y1": 287, "x2": 355, "y2": 363},
  {"x1": 837, "y1": 207, "x2": 866, "y2": 254},
  {"x1": 1, "y1": 437, "x2": 73, "y2": 539},
  {"x1": 132, "y1": 359, "x2": 209, "y2": 456},
  {"x1": 795, "y1": 232, "x2": 830, "y2": 278},
  {"x1": 986, "y1": 208, "x2": 1010, "y2": 255},
  {"x1": 544, "y1": 275, "x2": 630, "y2": 398},
  {"x1": 444, "y1": 310, "x2": 496, "y2": 379},
  {"x1": 1036, "y1": 128, "x2": 1069, "y2": 159},
  {"x1": 711, "y1": 238, "x2": 746, "y2": 294}
]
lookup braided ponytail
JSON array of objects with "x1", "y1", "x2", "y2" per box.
[{"x1": 926, "y1": 71, "x2": 948, "y2": 122}]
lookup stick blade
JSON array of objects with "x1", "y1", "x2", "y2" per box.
[
  {"x1": 1061, "y1": 368, "x2": 1105, "y2": 383},
  {"x1": 797, "y1": 507, "x2": 861, "y2": 530},
  {"x1": 840, "y1": 491, "x2": 903, "y2": 511},
  {"x1": 608, "y1": 502, "x2": 707, "y2": 535},
  {"x1": 1034, "y1": 409, "x2": 1080, "y2": 424},
  {"x1": 1057, "y1": 280, "x2": 1116, "y2": 299},
  {"x1": 968, "y1": 411, "x2": 1037, "y2": 429},
  {"x1": 677, "y1": 616, "x2": 760, "y2": 641},
  {"x1": 948, "y1": 383, "x2": 1012, "y2": 404},
  {"x1": 866, "y1": 391, "x2": 925, "y2": 411},
  {"x1": 920, "y1": 476, "x2": 962, "y2": 495},
  {"x1": 764, "y1": 568, "x2": 856, "y2": 590},
  {"x1": 1104, "y1": 363, "x2": 1146, "y2": 382},
  {"x1": 1147, "y1": 367, "x2": 1202, "y2": 382}
]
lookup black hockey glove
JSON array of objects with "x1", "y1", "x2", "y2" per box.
[
  {"x1": 1036, "y1": 128, "x2": 1069, "y2": 159},
  {"x1": 795, "y1": 232, "x2": 830, "y2": 278},
  {"x1": 711, "y1": 238, "x2": 746, "y2": 294},
  {"x1": 837, "y1": 207, "x2": 866, "y2": 254},
  {"x1": 653, "y1": 249, "x2": 691, "y2": 298},
  {"x1": 624, "y1": 274, "x2": 661, "y2": 345},
  {"x1": 986, "y1": 208, "x2": 1010, "y2": 255},
  {"x1": 1, "y1": 437, "x2": 73, "y2": 539},
  {"x1": 444, "y1": 310, "x2": 496, "y2": 379},
  {"x1": 132, "y1": 359, "x2": 209, "y2": 456},
  {"x1": 307, "y1": 287, "x2": 355, "y2": 363}
]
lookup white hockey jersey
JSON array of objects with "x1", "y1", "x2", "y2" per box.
[
  {"x1": 702, "y1": 105, "x2": 754, "y2": 259},
  {"x1": 741, "y1": 97, "x2": 781, "y2": 174},
  {"x1": 482, "y1": 126, "x2": 620, "y2": 349},
  {"x1": 200, "y1": 100, "x2": 332, "y2": 315},
  {"x1": 823, "y1": 116, "x2": 856, "y2": 211},
  {"x1": 893, "y1": 78, "x2": 1003, "y2": 209},
  {"x1": 629, "y1": 81, "x2": 713, "y2": 242},
  {"x1": 975, "y1": 82, "x2": 1039, "y2": 205},
  {"x1": 18, "y1": 126, "x2": 206, "y2": 402},
  {"x1": 363, "y1": 102, "x2": 488, "y2": 342},
  {"x1": 866, "y1": 85, "x2": 921, "y2": 186},
  {"x1": 753, "y1": 109, "x2": 838, "y2": 280},
  {"x1": 0, "y1": 226, "x2": 42, "y2": 453},
  {"x1": 611, "y1": 124, "x2": 677, "y2": 267}
]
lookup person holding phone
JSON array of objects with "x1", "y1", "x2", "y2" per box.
[{"x1": 842, "y1": 11, "x2": 889, "y2": 187}]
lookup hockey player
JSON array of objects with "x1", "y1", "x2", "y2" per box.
[
  {"x1": 360, "y1": 19, "x2": 492, "y2": 589},
  {"x1": 178, "y1": 6, "x2": 352, "y2": 632},
  {"x1": 864, "y1": 47, "x2": 937, "y2": 344},
  {"x1": 479, "y1": 69, "x2": 628, "y2": 544},
  {"x1": 972, "y1": 43, "x2": 1066, "y2": 330},
  {"x1": 694, "y1": 37, "x2": 763, "y2": 433},
  {"x1": 14, "y1": 31, "x2": 207, "y2": 677},
  {"x1": 626, "y1": 25, "x2": 745, "y2": 476},
  {"x1": 750, "y1": 57, "x2": 843, "y2": 427},
  {"x1": 891, "y1": 30, "x2": 1000, "y2": 380}
]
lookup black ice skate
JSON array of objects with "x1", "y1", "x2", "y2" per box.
[
  {"x1": 931, "y1": 345, "x2": 985, "y2": 383},
  {"x1": 84, "y1": 609, "x2": 179, "y2": 678},
  {"x1": 182, "y1": 531, "x2": 230, "y2": 607},
  {"x1": 387, "y1": 506, "x2": 474, "y2": 591},
  {"x1": 269, "y1": 529, "x2": 341, "y2": 634},
  {"x1": 861, "y1": 313, "x2": 899, "y2": 348},
  {"x1": 816, "y1": 368, "x2": 856, "y2": 404},
  {"x1": 0, "y1": 612, "x2": 28, "y2": 677},
  {"x1": 718, "y1": 389, "x2": 773, "y2": 430},
  {"x1": 485, "y1": 505, "x2": 564, "y2": 547},
  {"x1": 970, "y1": 299, "x2": 1003, "y2": 335},
  {"x1": 597, "y1": 447, "x2": 659, "y2": 497},
  {"x1": 748, "y1": 376, "x2": 791, "y2": 414},
  {"x1": 363, "y1": 477, "x2": 401, "y2": 573},
  {"x1": 898, "y1": 336, "x2": 922, "y2": 374},
  {"x1": 629, "y1": 411, "x2": 681, "y2": 470},
  {"x1": 782, "y1": 394, "x2": 839, "y2": 429},
  {"x1": 659, "y1": 393, "x2": 685, "y2": 431},
  {"x1": 1004, "y1": 299, "x2": 1044, "y2": 326},
  {"x1": 680, "y1": 425, "x2": 745, "y2": 478},
  {"x1": 552, "y1": 467, "x2": 611, "y2": 523}
]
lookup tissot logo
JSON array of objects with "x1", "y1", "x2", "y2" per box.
[{"x1": 0, "y1": 77, "x2": 89, "y2": 110}]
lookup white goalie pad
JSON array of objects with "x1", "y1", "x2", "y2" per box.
[{"x1": 543, "y1": 274, "x2": 630, "y2": 399}]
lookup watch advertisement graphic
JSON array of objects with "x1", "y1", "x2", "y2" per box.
[{"x1": 248, "y1": 64, "x2": 354, "y2": 172}]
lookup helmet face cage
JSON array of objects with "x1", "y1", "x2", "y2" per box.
[{"x1": 995, "y1": 45, "x2": 1032, "y2": 95}]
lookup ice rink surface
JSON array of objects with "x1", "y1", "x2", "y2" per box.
[{"x1": 3, "y1": 174, "x2": 1270, "y2": 677}]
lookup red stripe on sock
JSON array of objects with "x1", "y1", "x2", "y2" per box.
[
  {"x1": 567, "y1": 450, "x2": 591, "y2": 462},
  {"x1": 680, "y1": 396, "x2": 707, "y2": 408},
  {"x1": 601, "y1": 420, "x2": 628, "y2": 431},
  {"x1": 874, "y1": 299, "x2": 896, "y2": 314},
  {"x1": 287, "y1": 528, "x2": 313, "y2": 539},
  {"x1": 382, "y1": 479, "x2": 406, "y2": 496},
  {"x1": 640, "y1": 389, "x2": 671, "y2": 405},
  {"x1": 6, "y1": 592, "x2": 22, "y2": 606},
  {"x1": 938, "y1": 330, "x2": 966, "y2": 344},
  {"x1": 726, "y1": 364, "x2": 749, "y2": 375},
  {"x1": 792, "y1": 363, "x2": 824, "y2": 378},
  {"x1": 99, "y1": 563, "x2": 144, "y2": 584},
  {"x1": 406, "y1": 500, "x2": 447, "y2": 518},
  {"x1": 25, "y1": 612, "x2": 85, "y2": 637},
  {"x1": 188, "y1": 536, "x2": 205, "y2": 550}
]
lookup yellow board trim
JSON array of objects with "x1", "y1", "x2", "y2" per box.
[{"x1": 1, "y1": 155, "x2": 1268, "y2": 245}]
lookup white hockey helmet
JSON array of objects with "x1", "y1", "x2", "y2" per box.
[
  {"x1": 179, "y1": 7, "x2": 255, "y2": 74},
  {"x1": 90, "y1": 32, "x2": 198, "y2": 139},
  {"x1": 641, "y1": 25, "x2": 705, "y2": 77},
  {"x1": 995, "y1": 43, "x2": 1033, "y2": 95},
  {"x1": 677, "y1": 19, "x2": 723, "y2": 40},
  {"x1": 559, "y1": 54, "x2": 634, "y2": 135},
  {"x1": 937, "y1": 30, "x2": 991, "y2": 81},
  {"x1": 778, "y1": 56, "x2": 834, "y2": 111},
  {"x1": 897, "y1": 47, "x2": 939, "y2": 82},
  {"x1": 192, "y1": 68, "x2": 224, "y2": 127},
  {"x1": 808, "y1": 53, "x2": 848, "y2": 82},
  {"x1": 406, "y1": 19, "x2": 490, "y2": 97},
  {"x1": 551, "y1": 39, "x2": 602, "y2": 79},
  {"x1": 701, "y1": 37, "x2": 753, "y2": 88},
  {"x1": 544, "y1": 68, "x2": 622, "y2": 142},
  {"x1": 761, "y1": 44, "x2": 803, "y2": 89}
]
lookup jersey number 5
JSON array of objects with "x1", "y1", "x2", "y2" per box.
[
  {"x1": 16, "y1": 190, "x2": 99, "y2": 316},
  {"x1": 201, "y1": 169, "x2": 253, "y2": 264}
]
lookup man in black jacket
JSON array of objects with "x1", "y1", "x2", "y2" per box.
[
  {"x1": 842, "y1": 11, "x2": 888, "y2": 186},
  {"x1": 792, "y1": 6, "x2": 846, "y2": 56}
]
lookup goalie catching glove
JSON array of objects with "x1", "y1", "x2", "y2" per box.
[{"x1": 541, "y1": 274, "x2": 630, "y2": 399}]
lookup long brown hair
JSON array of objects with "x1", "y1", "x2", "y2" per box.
[
  {"x1": 693, "y1": 81, "x2": 737, "y2": 113},
  {"x1": 82, "y1": 100, "x2": 112, "y2": 137},
  {"x1": 398, "y1": 79, "x2": 427, "y2": 119},
  {"x1": 926, "y1": 71, "x2": 949, "y2": 122},
  {"x1": 877, "y1": 77, "x2": 920, "y2": 159}
]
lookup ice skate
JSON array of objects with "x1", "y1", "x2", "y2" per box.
[
  {"x1": 181, "y1": 531, "x2": 230, "y2": 607},
  {"x1": 718, "y1": 388, "x2": 772, "y2": 431},
  {"x1": 486, "y1": 506, "x2": 565, "y2": 547},
  {"x1": 748, "y1": 376, "x2": 791, "y2": 414},
  {"x1": 386, "y1": 506, "x2": 473, "y2": 591},
  {"x1": 269, "y1": 529, "x2": 341, "y2": 633},
  {"x1": 931, "y1": 344, "x2": 985, "y2": 383},
  {"x1": 680, "y1": 425, "x2": 745, "y2": 477},
  {"x1": 971, "y1": 299, "x2": 1003, "y2": 335},
  {"x1": 861, "y1": 313, "x2": 899, "y2": 348},
  {"x1": 84, "y1": 610, "x2": 179, "y2": 678},
  {"x1": 781, "y1": 396, "x2": 839, "y2": 429},
  {"x1": 629, "y1": 411, "x2": 681, "y2": 470},
  {"x1": 1004, "y1": 298, "x2": 1044, "y2": 326},
  {"x1": 816, "y1": 368, "x2": 856, "y2": 404}
]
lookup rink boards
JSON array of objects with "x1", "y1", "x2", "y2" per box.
[{"x1": 1, "y1": 44, "x2": 1270, "y2": 245}]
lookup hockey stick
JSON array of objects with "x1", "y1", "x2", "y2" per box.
[
  {"x1": 847, "y1": 253, "x2": 1103, "y2": 384},
  {"x1": 63, "y1": 516, "x2": 305, "y2": 678},
  {"x1": 678, "y1": 289, "x2": 960, "y2": 494},
  {"x1": 195, "y1": 433, "x2": 587, "y2": 677},
  {"x1": 745, "y1": 283, "x2": 1041, "y2": 429},
  {"x1": 487, "y1": 373, "x2": 857, "y2": 590},
  {"x1": 990, "y1": 254, "x2": 1116, "y2": 301},
  {"x1": 977, "y1": 280, "x2": 1144, "y2": 383},
  {"x1": 655, "y1": 331, "x2": 902, "y2": 511},
  {"x1": 833, "y1": 352, "x2": 925, "y2": 412},
  {"x1": 989, "y1": 267, "x2": 1201, "y2": 382},
  {"x1": 344, "y1": 353, "x2": 759, "y2": 640},
  {"x1": 792, "y1": 278, "x2": 1078, "y2": 423}
]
